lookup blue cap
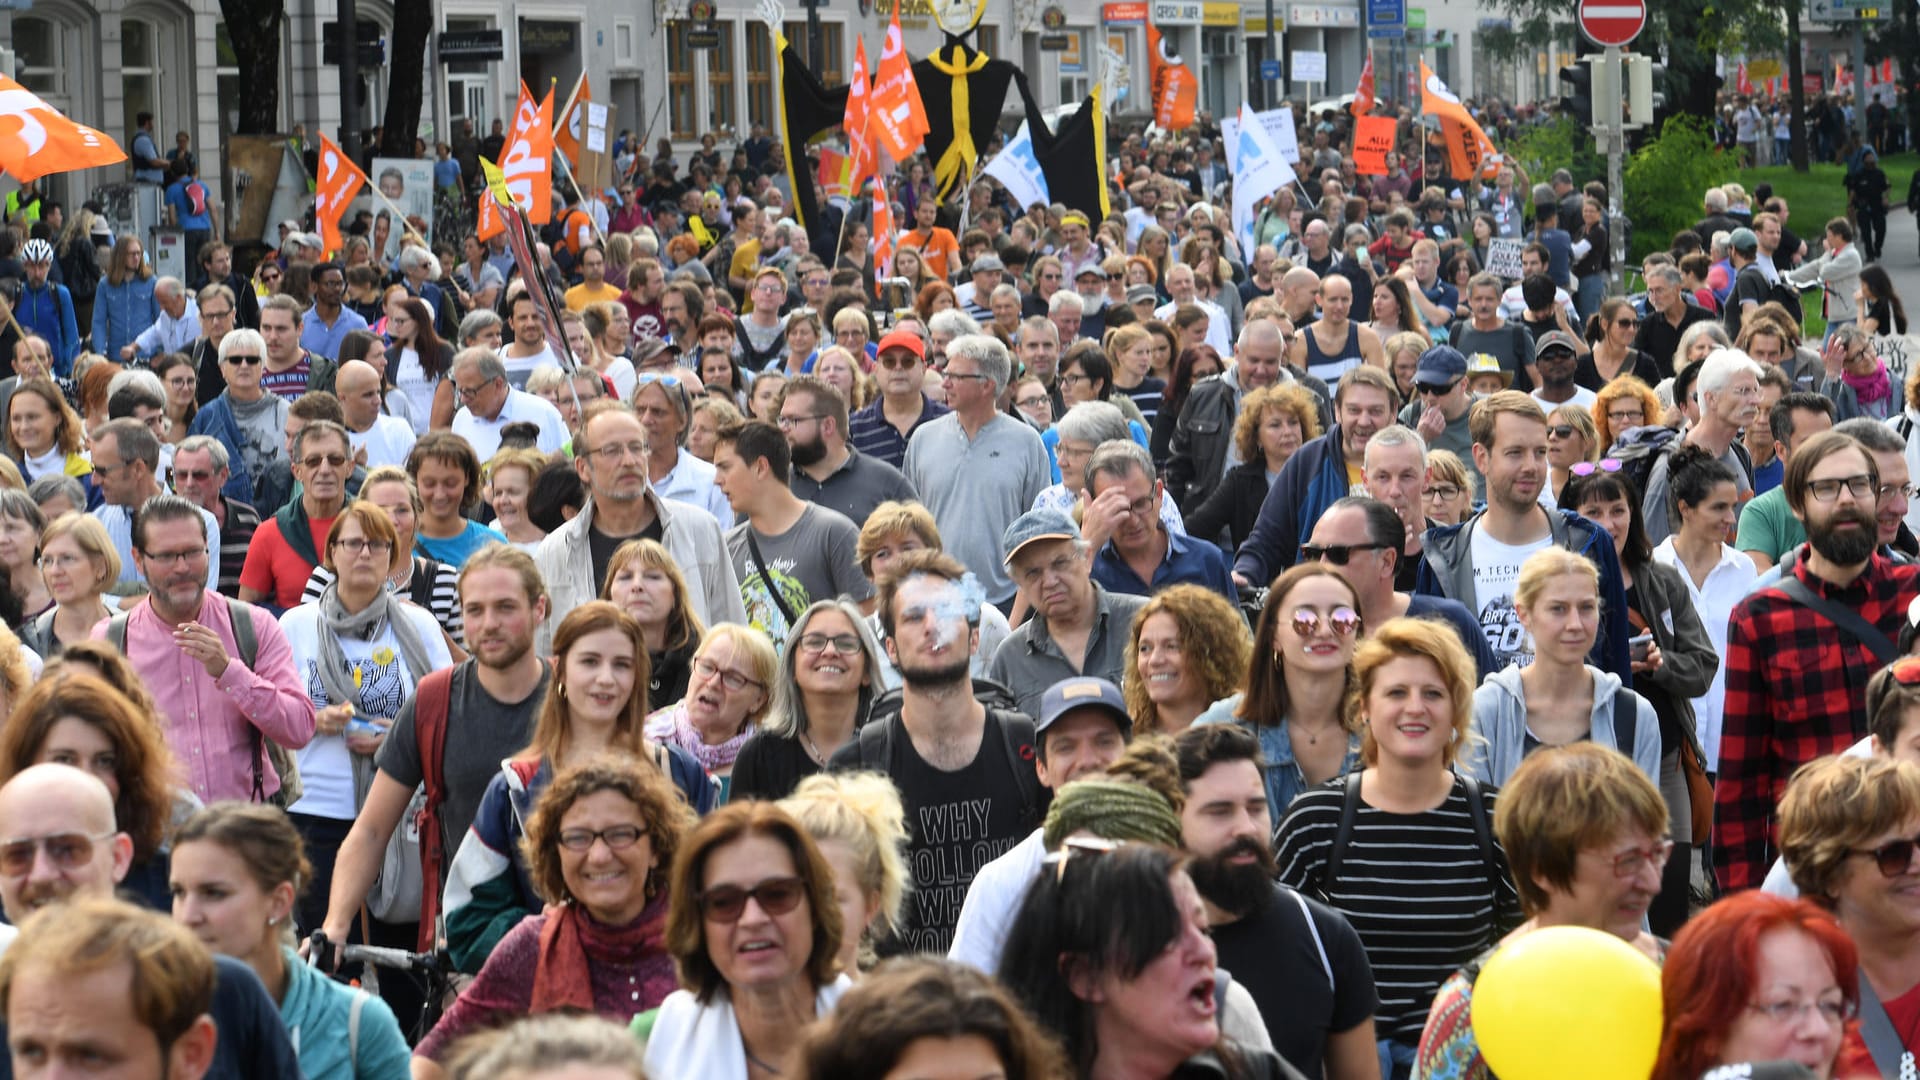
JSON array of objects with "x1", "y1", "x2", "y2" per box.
[
  {"x1": 1414, "y1": 345, "x2": 1468, "y2": 387},
  {"x1": 1036, "y1": 676, "x2": 1132, "y2": 737},
  {"x1": 1002, "y1": 508, "x2": 1081, "y2": 565}
]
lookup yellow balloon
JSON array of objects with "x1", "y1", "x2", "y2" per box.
[{"x1": 1470, "y1": 926, "x2": 1664, "y2": 1080}]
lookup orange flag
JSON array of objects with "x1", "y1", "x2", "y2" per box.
[
  {"x1": 314, "y1": 133, "x2": 368, "y2": 256},
  {"x1": 1419, "y1": 61, "x2": 1500, "y2": 181},
  {"x1": 871, "y1": 182, "x2": 896, "y2": 278},
  {"x1": 870, "y1": 6, "x2": 930, "y2": 160},
  {"x1": 1146, "y1": 22, "x2": 1197, "y2": 131},
  {"x1": 843, "y1": 37, "x2": 876, "y2": 192},
  {"x1": 1353, "y1": 50, "x2": 1376, "y2": 118},
  {"x1": 555, "y1": 74, "x2": 591, "y2": 166},
  {"x1": 500, "y1": 81, "x2": 555, "y2": 224},
  {"x1": 0, "y1": 74, "x2": 128, "y2": 182}
]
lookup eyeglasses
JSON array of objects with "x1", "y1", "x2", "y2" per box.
[
  {"x1": 635, "y1": 372, "x2": 683, "y2": 389},
  {"x1": 798, "y1": 632, "x2": 861, "y2": 655},
  {"x1": 1606, "y1": 410, "x2": 1644, "y2": 426},
  {"x1": 1546, "y1": 424, "x2": 1578, "y2": 439},
  {"x1": 557, "y1": 825, "x2": 647, "y2": 852},
  {"x1": 171, "y1": 468, "x2": 215, "y2": 484},
  {"x1": 0, "y1": 831, "x2": 116, "y2": 876},
  {"x1": 1745, "y1": 998, "x2": 1857, "y2": 1026},
  {"x1": 1426, "y1": 484, "x2": 1463, "y2": 501},
  {"x1": 201, "y1": 307, "x2": 234, "y2": 321},
  {"x1": 694, "y1": 656, "x2": 764, "y2": 692},
  {"x1": 91, "y1": 460, "x2": 127, "y2": 478},
  {"x1": 139, "y1": 547, "x2": 206, "y2": 566},
  {"x1": 332, "y1": 537, "x2": 392, "y2": 555},
  {"x1": 1851, "y1": 831, "x2": 1920, "y2": 878},
  {"x1": 1877, "y1": 481, "x2": 1920, "y2": 502},
  {"x1": 587, "y1": 441, "x2": 649, "y2": 463},
  {"x1": 1608, "y1": 839, "x2": 1674, "y2": 878},
  {"x1": 1807, "y1": 474, "x2": 1875, "y2": 503},
  {"x1": 1614, "y1": 317, "x2": 1640, "y2": 328},
  {"x1": 1016, "y1": 395, "x2": 1051, "y2": 409},
  {"x1": 1288, "y1": 605, "x2": 1363, "y2": 638},
  {"x1": 1058, "y1": 372, "x2": 1089, "y2": 386},
  {"x1": 1570, "y1": 459, "x2": 1623, "y2": 476},
  {"x1": 697, "y1": 875, "x2": 806, "y2": 922},
  {"x1": 876, "y1": 353, "x2": 921, "y2": 370},
  {"x1": 943, "y1": 371, "x2": 992, "y2": 384},
  {"x1": 776, "y1": 414, "x2": 824, "y2": 431},
  {"x1": 301, "y1": 453, "x2": 348, "y2": 470},
  {"x1": 1299, "y1": 542, "x2": 1388, "y2": 566},
  {"x1": 225, "y1": 354, "x2": 264, "y2": 366},
  {"x1": 455, "y1": 379, "x2": 498, "y2": 401}
]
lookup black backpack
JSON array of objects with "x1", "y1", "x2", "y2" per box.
[
  {"x1": 1607, "y1": 424, "x2": 1684, "y2": 506},
  {"x1": 59, "y1": 242, "x2": 101, "y2": 303}
]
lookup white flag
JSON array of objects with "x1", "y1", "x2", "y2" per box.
[
  {"x1": 980, "y1": 122, "x2": 1051, "y2": 213},
  {"x1": 1230, "y1": 102, "x2": 1296, "y2": 254}
]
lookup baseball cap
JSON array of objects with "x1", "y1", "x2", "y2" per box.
[
  {"x1": 876, "y1": 329, "x2": 926, "y2": 361},
  {"x1": 971, "y1": 254, "x2": 1006, "y2": 275},
  {"x1": 1002, "y1": 507, "x2": 1080, "y2": 565},
  {"x1": 1413, "y1": 345, "x2": 1467, "y2": 389},
  {"x1": 1465, "y1": 353, "x2": 1514, "y2": 386},
  {"x1": 1075, "y1": 263, "x2": 1109, "y2": 280},
  {"x1": 1729, "y1": 227, "x2": 1759, "y2": 254},
  {"x1": 1035, "y1": 676, "x2": 1132, "y2": 738},
  {"x1": 631, "y1": 336, "x2": 681, "y2": 365},
  {"x1": 1532, "y1": 329, "x2": 1582, "y2": 360},
  {"x1": 1126, "y1": 284, "x2": 1158, "y2": 305},
  {"x1": 278, "y1": 218, "x2": 300, "y2": 233}
]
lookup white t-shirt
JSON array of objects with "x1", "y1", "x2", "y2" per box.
[
  {"x1": 1470, "y1": 527, "x2": 1554, "y2": 671},
  {"x1": 1532, "y1": 385, "x2": 1599, "y2": 412},
  {"x1": 394, "y1": 348, "x2": 438, "y2": 434},
  {"x1": 279, "y1": 601, "x2": 453, "y2": 820},
  {"x1": 599, "y1": 356, "x2": 638, "y2": 401},
  {"x1": 499, "y1": 343, "x2": 562, "y2": 389},
  {"x1": 349, "y1": 414, "x2": 419, "y2": 470},
  {"x1": 1154, "y1": 298, "x2": 1234, "y2": 358},
  {"x1": 451, "y1": 388, "x2": 568, "y2": 461},
  {"x1": 1498, "y1": 285, "x2": 1579, "y2": 324}
]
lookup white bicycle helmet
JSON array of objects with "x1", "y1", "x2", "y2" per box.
[{"x1": 21, "y1": 239, "x2": 53, "y2": 264}]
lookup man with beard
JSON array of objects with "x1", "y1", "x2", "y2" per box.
[
  {"x1": 1234, "y1": 366, "x2": 1399, "y2": 588},
  {"x1": 620, "y1": 258, "x2": 665, "y2": 341},
  {"x1": 1715, "y1": 429, "x2": 1920, "y2": 891},
  {"x1": 990, "y1": 509, "x2": 1148, "y2": 719},
  {"x1": 659, "y1": 281, "x2": 704, "y2": 347},
  {"x1": 1751, "y1": 418, "x2": 1916, "y2": 590},
  {"x1": 104, "y1": 495, "x2": 315, "y2": 803},
  {"x1": 828, "y1": 550, "x2": 1043, "y2": 955},
  {"x1": 779, "y1": 376, "x2": 915, "y2": 529},
  {"x1": 1414, "y1": 391, "x2": 1632, "y2": 677},
  {"x1": 712, "y1": 419, "x2": 869, "y2": 640},
  {"x1": 1175, "y1": 725, "x2": 1379, "y2": 1079},
  {"x1": 947, "y1": 676, "x2": 1134, "y2": 973}
]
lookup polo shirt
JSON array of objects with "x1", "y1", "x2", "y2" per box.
[
  {"x1": 849, "y1": 396, "x2": 951, "y2": 470},
  {"x1": 451, "y1": 388, "x2": 567, "y2": 460},
  {"x1": 1090, "y1": 530, "x2": 1239, "y2": 603},
  {"x1": 986, "y1": 582, "x2": 1150, "y2": 718},
  {"x1": 298, "y1": 306, "x2": 369, "y2": 360},
  {"x1": 1734, "y1": 485, "x2": 1805, "y2": 564},
  {"x1": 787, "y1": 447, "x2": 918, "y2": 528},
  {"x1": 903, "y1": 413, "x2": 1052, "y2": 605}
]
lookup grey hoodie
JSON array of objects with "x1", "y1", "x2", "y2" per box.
[{"x1": 1466, "y1": 664, "x2": 1662, "y2": 787}]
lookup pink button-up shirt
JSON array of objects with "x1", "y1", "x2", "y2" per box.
[{"x1": 98, "y1": 592, "x2": 317, "y2": 804}]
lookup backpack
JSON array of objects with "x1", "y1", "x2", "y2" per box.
[
  {"x1": 59, "y1": 242, "x2": 101, "y2": 303},
  {"x1": 401, "y1": 667, "x2": 456, "y2": 952},
  {"x1": 853, "y1": 707, "x2": 1045, "y2": 833},
  {"x1": 108, "y1": 598, "x2": 304, "y2": 808},
  {"x1": 1606, "y1": 424, "x2": 1684, "y2": 507}
]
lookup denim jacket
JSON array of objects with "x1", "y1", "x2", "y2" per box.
[{"x1": 1195, "y1": 693, "x2": 1364, "y2": 820}]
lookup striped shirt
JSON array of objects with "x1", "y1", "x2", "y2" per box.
[
  {"x1": 848, "y1": 396, "x2": 950, "y2": 470},
  {"x1": 213, "y1": 499, "x2": 261, "y2": 599},
  {"x1": 1274, "y1": 775, "x2": 1523, "y2": 1043}
]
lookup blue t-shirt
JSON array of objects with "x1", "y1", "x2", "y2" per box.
[
  {"x1": 166, "y1": 176, "x2": 213, "y2": 231},
  {"x1": 1753, "y1": 454, "x2": 1784, "y2": 496},
  {"x1": 435, "y1": 157, "x2": 463, "y2": 191},
  {"x1": 416, "y1": 519, "x2": 509, "y2": 569}
]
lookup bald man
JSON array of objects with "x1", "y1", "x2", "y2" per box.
[
  {"x1": 1289, "y1": 275, "x2": 1385, "y2": 386},
  {"x1": 1278, "y1": 267, "x2": 1322, "y2": 328},
  {"x1": 0, "y1": 764, "x2": 304, "y2": 1078},
  {"x1": 336, "y1": 359, "x2": 418, "y2": 469}
]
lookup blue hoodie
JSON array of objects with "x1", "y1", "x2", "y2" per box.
[
  {"x1": 1233, "y1": 423, "x2": 1352, "y2": 587},
  {"x1": 276, "y1": 945, "x2": 412, "y2": 1079},
  {"x1": 14, "y1": 280, "x2": 79, "y2": 372}
]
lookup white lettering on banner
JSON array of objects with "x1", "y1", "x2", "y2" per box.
[
  {"x1": 500, "y1": 95, "x2": 547, "y2": 210},
  {"x1": 0, "y1": 89, "x2": 50, "y2": 153}
]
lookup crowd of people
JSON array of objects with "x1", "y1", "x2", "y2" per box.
[{"x1": 0, "y1": 90, "x2": 1918, "y2": 1079}]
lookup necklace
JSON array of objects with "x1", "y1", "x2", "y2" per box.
[
  {"x1": 743, "y1": 1046, "x2": 784, "y2": 1076},
  {"x1": 801, "y1": 730, "x2": 825, "y2": 766}
]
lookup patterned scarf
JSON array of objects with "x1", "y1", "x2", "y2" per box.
[
  {"x1": 530, "y1": 891, "x2": 675, "y2": 1016},
  {"x1": 658, "y1": 703, "x2": 753, "y2": 773}
]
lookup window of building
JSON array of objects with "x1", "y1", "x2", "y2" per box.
[
  {"x1": 976, "y1": 25, "x2": 999, "y2": 58},
  {"x1": 444, "y1": 16, "x2": 494, "y2": 134},
  {"x1": 667, "y1": 23, "x2": 698, "y2": 140},
  {"x1": 14, "y1": 17, "x2": 58, "y2": 96},
  {"x1": 121, "y1": 19, "x2": 160, "y2": 132},
  {"x1": 783, "y1": 20, "x2": 844, "y2": 86},
  {"x1": 746, "y1": 24, "x2": 775, "y2": 132},
  {"x1": 709, "y1": 24, "x2": 737, "y2": 134}
]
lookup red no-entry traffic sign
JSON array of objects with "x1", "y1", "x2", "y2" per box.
[{"x1": 1578, "y1": 0, "x2": 1646, "y2": 47}]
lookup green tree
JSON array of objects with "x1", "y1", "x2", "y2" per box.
[{"x1": 1623, "y1": 116, "x2": 1725, "y2": 262}]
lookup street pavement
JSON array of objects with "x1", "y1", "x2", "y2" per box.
[{"x1": 1882, "y1": 205, "x2": 1920, "y2": 305}]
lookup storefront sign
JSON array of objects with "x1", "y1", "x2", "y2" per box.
[
  {"x1": 1407, "y1": 7, "x2": 1427, "y2": 28},
  {"x1": 1202, "y1": 2, "x2": 1240, "y2": 25},
  {"x1": 438, "y1": 29, "x2": 504, "y2": 63},
  {"x1": 874, "y1": 0, "x2": 937, "y2": 22},
  {"x1": 1244, "y1": 14, "x2": 1287, "y2": 31},
  {"x1": 1040, "y1": 4, "x2": 1070, "y2": 48},
  {"x1": 1288, "y1": 4, "x2": 1360, "y2": 27},
  {"x1": 1104, "y1": 2, "x2": 1149, "y2": 23},
  {"x1": 519, "y1": 19, "x2": 578, "y2": 55},
  {"x1": 1152, "y1": 0, "x2": 1204, "y2": 25}
]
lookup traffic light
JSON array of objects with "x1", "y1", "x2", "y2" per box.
[{"x1": 1560, "y1": 64, "x2": 1594, "y2": 123}]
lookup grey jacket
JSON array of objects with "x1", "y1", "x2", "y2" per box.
[
  {"x1": 1467, "y1": 665, "x2": 1662, "y2": 786},
  {"x1": 1785, "y1": 242, "x2": 1862, "y2": 322},
  {"x1": 533, "y1": 489, "x2": 746, "y2": 656}
]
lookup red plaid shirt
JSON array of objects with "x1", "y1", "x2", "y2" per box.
[{"x1": 1713, "y1": 552, "x2": 1920, "y2": 891}]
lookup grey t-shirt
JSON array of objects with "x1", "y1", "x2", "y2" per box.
[
  {"x1": 227, "y1": 392, "x2": 289, "y2": 496},
  {"x1": 726, "y1": 503, "x2": 872, "y2": 640},
  {"x1": 375, "y1": 658, "x2": 551, "y2": 859}
]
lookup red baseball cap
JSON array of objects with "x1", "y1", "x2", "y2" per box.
[{"x1": 876, "y1": 329, "x2": 926, "y2": 361}]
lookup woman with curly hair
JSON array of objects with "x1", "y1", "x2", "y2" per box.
[
  {"x1": 0, "y1": 672, "x2": 193, "y2": 911},
  {"x1": 1590, "y1": 375, "x2": 1663, "y2": 454},
  {"x1": 1185, "y1": 383, "x2": 1323, "y2": 552},
  {"x1": 798, "y1": 957, "x2": 1070, "y2": 1080},
  {"x1": 1124, "y1": 584, "x2": 1251, "y2": 734},
  {"x1": 779, "y1": 772, "x2": 911, "y2": 978}
]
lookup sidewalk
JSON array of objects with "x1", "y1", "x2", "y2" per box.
[{"x1": 1883, "y1": 206, "x2": 1920, "y2": 306}]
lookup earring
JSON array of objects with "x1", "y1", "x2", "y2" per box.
[{"x1": 267, "y1": 915, "x2": 279, "y2": 927}]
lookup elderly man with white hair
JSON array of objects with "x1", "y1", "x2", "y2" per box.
[
  {"x1": 123, "y1": 276, "x2": 200, "y2": 361},
  {"x1": 1641, "y1": 347, "x2": 1764, "y2": 545},
  {"x1": 904, "y1": 334, "x2": 1052, "y2": 612},
  {"x1": 1154, "y1": 263, "x2": 1233, "y2": 357}
]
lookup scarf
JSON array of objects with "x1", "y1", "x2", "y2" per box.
[
  {"x1": 1844, "y1": 358, "x2": 1893, "y2": 407},
  {"x1": 273, "y1": 497, "x2": 323, "y2": 568},
  {"x1": 655, "y1": 703, "x2": 753, "y2": 772},
  {"x1": 531, "y1": 892, "x2": 675, "y2": 1016},
  {"x1": 315, "y1": 578, "x2": 440, "y2": 806}
]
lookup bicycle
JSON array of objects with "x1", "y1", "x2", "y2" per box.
[{"x1": 308, "y1": 930, "x2": 459, "y2": 1046}]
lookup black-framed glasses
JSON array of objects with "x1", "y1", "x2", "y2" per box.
[
  {"x1": 331, "y1": 537, "x2": 392, "y2": 556},
  {"x1": 693, "y1": 657, "x2": 764, "y2": 692},
  {"x1": 1289, "y1": 605, "x2": 1363, "y2": 638},
  {"x1": 1416, "y1": 380, "x2": 1459, "y2": 396},
  {"x1": 1570, "y1": 459, "x2": 1623, "y2": 476},
  {"x1": 798, "y1": 632, "x2": 860, "y2": 655},
  {"x1": 697, "y1": 876, "x2": 806, "y2": 922},
  {"x1": 225, "y1": 354, "x2": 264, "y2": 366},
  {"x1": 1299, "y1": 542, "x2": 1388, "y2": 566},
  {"x1": 1546, "y1": 424, "x2": 1578, "y2": 439},
  {"x1": 557, "y1": 825, "x2": 647, "y2": 852},
  {"x1": 1807, "y1": 474, "x2": 1875, "y2": 503},
  {"x1": 776, "y1": 414, "x2": 824, "y2": 431},
  {"x1": 300, "y1": 454, "x2": 348, "y2": 470},
  {"x1": 139, "y1": 547, "x2": 206, "y2": 566},
  {"x1": 455, "y1": 379, "x2": 497, "y2": 401},
  {"x1": 1851, "y1": 831, "x2": 1920, "y2": 878},
  {"x1": 1426, "y1": 484, "x2": 1463, "y2": 501}
]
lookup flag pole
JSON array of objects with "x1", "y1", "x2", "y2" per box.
[{"x1": 551, "y1": 72, "x2": 588, "y2": 142}]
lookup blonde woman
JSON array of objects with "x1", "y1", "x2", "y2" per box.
[
  {"x1": 1545, "y1": 404, "x2": 1600, "y2": 505},
  {"x1": 779, "y1": 771, "x2": 911, "y2": 978},
  {"x1": 483, "y1": 447, "x2": 549, "y2": 552},
  {"x1": 644, "y1": 623, "x2": 778, "y2": 802},
  {"x1": 687, "y1": 397, "x2": 743, "y2": 464},
  {"x1": 22, "y1": 511, "x2": 118, "y2": 659},
  {"x1": 1423, "y1": 448, "x2": 1477, "y2": 526}
]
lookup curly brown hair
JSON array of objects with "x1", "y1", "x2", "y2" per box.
[
  {"x1": 796, "y1": 957, "x2": 1070, "y2": 1080},
  {"x1": 1590, "y1": 375, "x2": 1662, "y2": 452},
  {"x1": 520, "y1": 756, "x2": 696, "y2": 910},
  {"x1": 1122, "y1": 586, "x2": 1250, "y2": 733},
  {"x1": 1232, "y1": 383, "x2": 1324, "y2": 465},
  {"x1": 0, "y1": 673, "x2": 180, "y2": 862}
]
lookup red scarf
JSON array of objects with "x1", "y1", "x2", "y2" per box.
[{"x1": 530, "y1": 891, "x2": 675, "y2": 1015}]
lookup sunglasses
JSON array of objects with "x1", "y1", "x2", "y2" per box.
[
  {"x1": 225, "y1": 354, "x2": 264, "y2": 366},
  {"x1": 1288, "y1": 605, "x2": 1363, "y2": 638},
  {"x1": 1546, "y1": 425, "x2": 1578, "y2": 439},
  {"x1": 0, "y1": 831, "x2": 115, "y2": 876},
  {"x1": 1570, "y1": 459, "x2": 1624, "y2": 476},
  {"x1": 1299, "y1": 542, "x2": 1388, "y2": 566},
  {"x1": 1416, "y1": 380, "x2": 1459, "y2": 396},
  {"x1": 697, "y1": 875, "x2": 806, "y2": 922},
  {"x1": 1852, "y1": 831, "x2": 1920, "y2": 878}
]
